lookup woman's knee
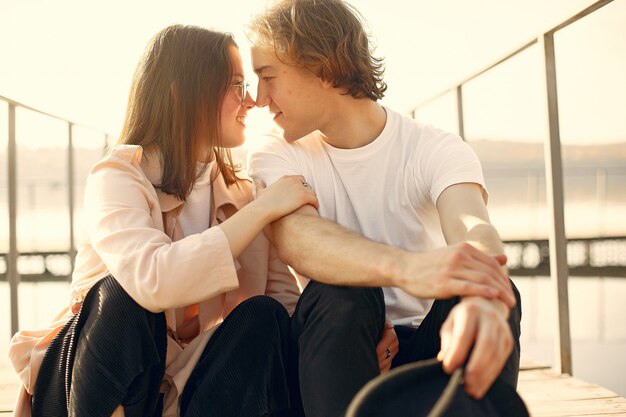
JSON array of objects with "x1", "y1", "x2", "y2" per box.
[
  {"x1": 229, "y1": 295, "x2": 290, "y2": 333},
  {"x1": 82, "y1": 276, "x2": 165, "y2": 337},
  {"x1": 78, "y1": 276, "x2": 166, "y2": 369},
  {"x1": 94, "y1": 276, "x2": 152, "y2": 317}
]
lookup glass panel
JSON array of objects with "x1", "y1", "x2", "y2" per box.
[
  {"x1": 462, "y1": 44, "x2": 549, "y2": 240},
  {"x1": 553, "y1": 1, "x2": 626, "y2": 397},
  {"x1": 17, "y1": 281, "x2": 70, "y2": 331},
  {"x1": 463, "y1": 46, "x2": 547, "y2": 144},
  {"x1": 0, "y1": 101, "x2": 8, "y2": 254},
  {"x1": 413, "y1": 90, "x2": 459, "y2": 136},
  {"x1": 0, "y1": 101, "x2": 9, "y2": 352},
  {"x1": 555, "y1": 1, "x2": 626, "y2": 239},
  {"x1": 15, "y1": 108, "x2": 70, "y2": 253},
  {"x1": 72, "y1": 125, "x2": 105, "y2": 247}
]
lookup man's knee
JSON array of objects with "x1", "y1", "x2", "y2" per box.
[{"x1": 299, "y1": 283, "x2": 385, "y2": 331}]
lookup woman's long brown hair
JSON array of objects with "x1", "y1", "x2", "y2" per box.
[{"x1": 119, "y1": 25, "x2": 238, "y2": 200}]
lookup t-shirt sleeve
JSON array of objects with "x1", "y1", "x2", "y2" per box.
[
  {"x1": 247, "y1": 131, "x2": 301, "y2": 189},
  {"x1": 414, "y1": 125, "x2": 488, "y2": 206}
]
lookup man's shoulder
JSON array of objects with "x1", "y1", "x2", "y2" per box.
[{"x1": 386, "y1": 109, "x2": 451, "y2": 142}]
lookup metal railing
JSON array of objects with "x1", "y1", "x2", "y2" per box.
[
  {"x1": 411, "y1": 0, "x2": 617, "y2": 375},
  {"x1": 3, "y1": 237, "x2": 625, "y2": 285},
  {"x1": 1, "y1": 94, "x2": 111, "y2": 337}
]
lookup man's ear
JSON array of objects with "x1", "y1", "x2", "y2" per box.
[{"x1": 320, "y1": 78, "x2": 334, "y2": 90}]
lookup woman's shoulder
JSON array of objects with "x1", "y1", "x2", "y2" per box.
[
  {"x1": 85, "y1": 145, "x2": 157, "y2": 202},
  {"x1": 88, "y1": 144, "x2": 151, "y2": 179},
  {"x1": 107, "y1": 144, "x2": 144, "y2": 162},
  {"x1": 89, "y1": 145, "x2": 144, "y2": 176}
]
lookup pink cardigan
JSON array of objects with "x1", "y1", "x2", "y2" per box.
[{"x1": 9, "y1": 145, "x2": 300, "y2": 416}]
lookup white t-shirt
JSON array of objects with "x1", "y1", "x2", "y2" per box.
[
  {"x1": 178, "y1": 162, "x2": 215, "y2": 237},
  {"x1": 248, "y1": 107, "x2": 487, "y2": 327}
]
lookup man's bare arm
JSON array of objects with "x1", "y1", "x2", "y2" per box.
[
  {"x1": 436, "y1": 182, "x2": 514, "y2": 313},
  {"x1": 266, "y1": 204, "x2": 399, "y2": 286},
  {"x1": 263, "y1": 198, "x2": 514, "y2": 305},
  {"x1": 435, "y1": 182, "x2": 516, "y2": 398}
]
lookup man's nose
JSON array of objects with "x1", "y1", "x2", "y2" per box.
[{"x1": 255, "y1": 85, "x2": 269, "y2": 108}]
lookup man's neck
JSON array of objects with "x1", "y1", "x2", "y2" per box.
[{"x1": 318, "y1": 99, "x2": 387, "y2": 149}]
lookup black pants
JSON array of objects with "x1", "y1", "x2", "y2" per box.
[
  {"x1": 179, "y1": 295, "x2": 293, "y2": 417},
  {"x1": 32, "y1": 276, "x2": 520, "y2": 417},
  {"x1": 292, "y1": 280, "x2": 522, "y2": 417},
  {"x1": 32, "y1": 276, "x2": 167, "y2": 417},
  {"x1": 32, "y1": 276, "x2": 295, "y2": 417},
  {"x1": 290, "y1": 282, "x2": 386, "y2": 417}
]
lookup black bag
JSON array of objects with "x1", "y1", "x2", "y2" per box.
[{"x1": 346, "y1": 358, "x2": 529, "y2": 417}]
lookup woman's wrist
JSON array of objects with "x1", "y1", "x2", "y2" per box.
[{"x1": 246, "y1": 197, "x2": 275, "y2": 227}]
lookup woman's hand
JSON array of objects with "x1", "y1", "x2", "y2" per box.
[
  {"x1": 218, "y1": 175, "x2": 317, "y2": 259},
  {"x1": 376, "y1": 320, "x2": 399, "y2": 374},
  {"x1": 255, "y1": 175, "x2": 319, "y2": 223}
]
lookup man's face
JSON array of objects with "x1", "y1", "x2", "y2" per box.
[{"x1": 251, "y1": 46, "x2": 327, "y2": 142}]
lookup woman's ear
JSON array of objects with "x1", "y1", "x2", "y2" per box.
[{"x1": 170, "y1": 80, "x2": 179, "y2": 101}]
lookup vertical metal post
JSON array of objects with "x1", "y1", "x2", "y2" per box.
[
  {"x1": 68, "y1": 123, "x2": 76, "y2": 267},
  {"x1": 456, "y1": 85, "x2": 465, "y2": 139},
  {"x1": 541, "y1": 32, "x2": 572, "y2": 375},
  {"x1": 8, "y1": 103, "x2": 19, "y2": 337}
]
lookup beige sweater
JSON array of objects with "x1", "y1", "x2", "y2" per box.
[{"x1": 9, "y1": 144, "x2": 300, "y2": 416}]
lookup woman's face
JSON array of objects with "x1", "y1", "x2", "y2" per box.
[{"x1": 219, "y1": 46, "x2": 255, "y2": 148}]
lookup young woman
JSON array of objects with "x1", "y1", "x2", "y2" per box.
[{"x1": 9, "y1": 25, "x2": 318, "y2": 417}]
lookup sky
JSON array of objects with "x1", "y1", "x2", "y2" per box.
[{"x1": 0, "y1": 0, "x2": 624, "y2": 146}]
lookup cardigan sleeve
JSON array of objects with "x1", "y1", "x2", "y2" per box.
[{"x1": 83, "y1": 155, "x2": 239, "y2": 313}]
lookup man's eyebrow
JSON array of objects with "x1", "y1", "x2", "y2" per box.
[{"x1": 253, "y1": 65, "x2": 272, "y2": 75}]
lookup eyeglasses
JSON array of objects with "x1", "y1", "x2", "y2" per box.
[{"x1": 231, "y1": 80, "x2": 250, "y2": 105}]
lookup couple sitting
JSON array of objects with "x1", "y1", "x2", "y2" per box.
[{"x1": 9, "y1": 1, "x2": 523, "y2": 416}]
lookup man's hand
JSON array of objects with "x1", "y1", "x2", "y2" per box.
[
  {"x1": 376, "y1": 320, "x2": 398, "y2": 373},
  {"x1": 397, "y1": 242, "x2": 516, "y2": 308},
  {"x1": 437, "y1": 297, "x2": 513, "y2": 399}
]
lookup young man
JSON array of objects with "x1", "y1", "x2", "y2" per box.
[{"x1": 247, "y1": 1, "x2": 522, "y2": 416}]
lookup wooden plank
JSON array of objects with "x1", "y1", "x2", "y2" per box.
[
  {"x1": 518, "y1": 368, "x2": 626, "y2": 416},
  {"x1": 527, "y1": 398, "x2": 626, "y2": 417},
  {"x1": 519, "y1": 369, "x2": 620, "y2": 401},
  {"x1": 1, "y1": 360, "x2": 625, "y2": 416}
]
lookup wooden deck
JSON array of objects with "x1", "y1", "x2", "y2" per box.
[{"x1": 1, "y1": 360, "x2": 625, "y2": 416}]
